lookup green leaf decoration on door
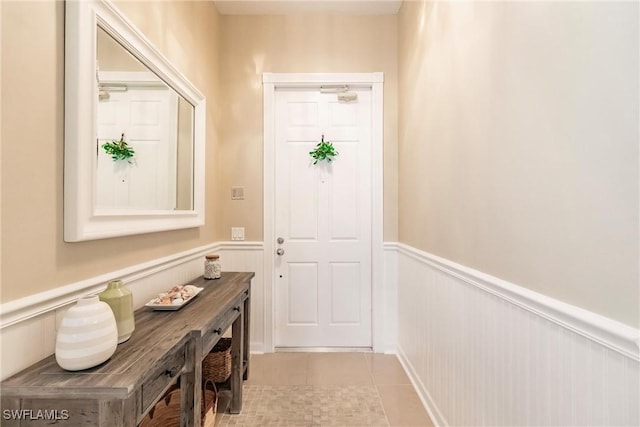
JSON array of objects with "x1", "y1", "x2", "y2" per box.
[
  {"x1": 309, "y1": 135, "x2": 339, "y2": 165},
  {"x1": 102, "y1": 133, "x2": 135, "y2": 164}
]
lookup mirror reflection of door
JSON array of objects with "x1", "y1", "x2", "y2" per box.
[
  {"x1": 97, "y1": 75, "x2": 177, "y2": 210},
  {"x1": 96, "y1": 26, "x2": 194, "y2": 212}
]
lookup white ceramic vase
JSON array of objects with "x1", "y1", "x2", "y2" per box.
[{"x1": 55, "y1": 295, "x2": 118, "y2": 371}]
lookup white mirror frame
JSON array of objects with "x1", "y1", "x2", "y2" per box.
[{"x1": 64, "y1": 0, "x2": 205, "y2": 242}]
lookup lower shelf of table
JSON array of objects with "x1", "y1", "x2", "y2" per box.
[{"x1": 216, "y1": 389, "x2": 232, "y2": 415}]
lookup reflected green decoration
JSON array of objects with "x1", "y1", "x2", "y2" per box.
[
  {"x1": 102, "y1": 133, "x2": 135, "y2": 163},
  {"x1": 309, "y1": 135, "x2": 339, "y2": 165}
]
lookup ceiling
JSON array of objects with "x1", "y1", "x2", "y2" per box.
[{"x1": 213, "y1": 0, "x2": 403, "y2": 15}]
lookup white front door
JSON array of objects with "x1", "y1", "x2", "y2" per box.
[{"x1": 274, "y1": 87, "x2": 372, "y2": 348}]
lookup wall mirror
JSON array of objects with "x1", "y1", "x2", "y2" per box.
[{"x1": 64, "y1": 0, "x2": 205, "y2": 242}]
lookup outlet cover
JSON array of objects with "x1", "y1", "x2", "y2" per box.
[{"x1": 231, "y1": 227, "x2": 245, "y2": 241}]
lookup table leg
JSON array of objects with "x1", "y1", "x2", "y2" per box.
[
  {"x1": 181, "y1": 337, "x2": 201, "y2": 427},
  {"x1": 229, "y1": 307, "x2": 244, "y2": 414},
  {"x1": 243, "y1": 288, "x2": 251, "y2": 380}
]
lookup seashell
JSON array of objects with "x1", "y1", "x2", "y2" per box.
[{"x1": 172, "y1": 298, "x2": 184, "y2": 305}]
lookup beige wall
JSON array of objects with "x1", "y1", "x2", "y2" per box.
[
  {"x1": 6, "y1": 0, "x2": 634, "y2": 329},
  {"x1": 0, "y1": 3, "x2": 398, "y2": 305},
  {"x1": 0, "y1": 1, "x2": 221, "y2": 302},
  {"x1": 398, "y1": 1, "x2": 639, "y2": 327},
  {"x1": 97, "y1": 26, "x2": 146, "y2": 72},
  {"x1": 216, "y1": 14, "x2": 398, "y2": 242}
]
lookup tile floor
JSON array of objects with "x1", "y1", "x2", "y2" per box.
[{"x1": 216, "y1": 352, "x2": 433, "y2": 427}]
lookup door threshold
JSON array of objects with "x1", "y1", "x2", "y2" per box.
[{"x1": 274, "y1": 347, "x2": 373, "y2": 353}]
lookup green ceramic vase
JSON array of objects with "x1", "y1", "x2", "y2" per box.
[{"x1": 99, "y1": 280, "x2": 135, "y2": 343}]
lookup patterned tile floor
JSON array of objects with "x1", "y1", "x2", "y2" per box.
[
  {"x1": 215, "y1": 352, "x2": 433, "y2": 427},
  {"x1": 216, "y1": 385, "x2": 388, "y2": 426}
]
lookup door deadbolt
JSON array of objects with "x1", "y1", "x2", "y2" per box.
[{"x1": 277, "y1": 237, "x2": 285, "y2": 244}]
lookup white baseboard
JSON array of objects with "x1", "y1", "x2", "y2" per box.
[
  {"x1": 396, "y1": 345, "x2": 448, "y2": 427},
  {"x1": 395, "y1": 242, "x2": 640, "y2": 427},
  {"x1": 0, "y1": 242, "x2": 265, "y2": 380}
]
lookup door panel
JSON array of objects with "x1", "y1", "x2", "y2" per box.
[
  {"x1": 330, "y1": 262, "x2": 361, "y2": 324},
  {"x1": 288, "y1": 263, "x2": 319, "y2": 325},
  {"x1": 329, "y1": 142, "x2": 359, "y2": 240},
  {"x1": 274, "y1": 87, "x2": 372, "y2": 348},
  {"x1": 288, "y1": 142, "x2": 319, "y2": 240}
]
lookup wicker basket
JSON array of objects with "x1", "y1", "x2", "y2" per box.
[
  {"x1": 202, "y1": 380, "x2": 218, "y2": 424},
  {"x1": 203, "y1": 337, "x2": 232, "y2": 383},
  {"x1": 139, "y1": 380, "x2": 217, "y2": 427}
]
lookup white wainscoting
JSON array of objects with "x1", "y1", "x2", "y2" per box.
[
  {"x1": 381, "y1": 242, "x2": 398, "y2": 354},
  {"x1": 5, "y1": 240, "x2": 637, "y2": 426},
  {"x1": 216, "y1": 243, "x2": 265, "y2": 353},
  {"x1": 394, "y1": 242, "x2": 640, "y2": 427},
  {"x1": 0, "y1": 242, "x2": 264, "y2": 381}
]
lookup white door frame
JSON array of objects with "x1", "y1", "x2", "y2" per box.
[{"x1": 263, "y1": 72, "x2": 384, "y2": 352}]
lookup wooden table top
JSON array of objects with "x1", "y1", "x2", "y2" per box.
[{"x1": 1, "y1": 272, "x2": 254, "y2": 399}]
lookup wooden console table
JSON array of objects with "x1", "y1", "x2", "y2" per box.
[{"x1": 1, "y1": 272, "x2": 253, "y2": 426}]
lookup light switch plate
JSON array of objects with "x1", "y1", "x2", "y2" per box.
[
  {"x1": 231, "y1": 227, "x2": 245, "y2": 241},
  {"x1": 231, "y1": 187, "x2": 245, "y2": 200}
]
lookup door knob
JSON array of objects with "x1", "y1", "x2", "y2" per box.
[
  {"x1": 276, "y1": 248, "x2": 285, "y2": 256},
  {"x1": 277, "y1": 237, "x2": 285, "y2": 244}
]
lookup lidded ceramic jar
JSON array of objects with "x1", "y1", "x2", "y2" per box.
[
  {"x1": 98, "y1": 280, "x2": 135, "y2": 343},
  {"x1": 55, "y1": 295, "x2": 118, "y2": 371}
]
